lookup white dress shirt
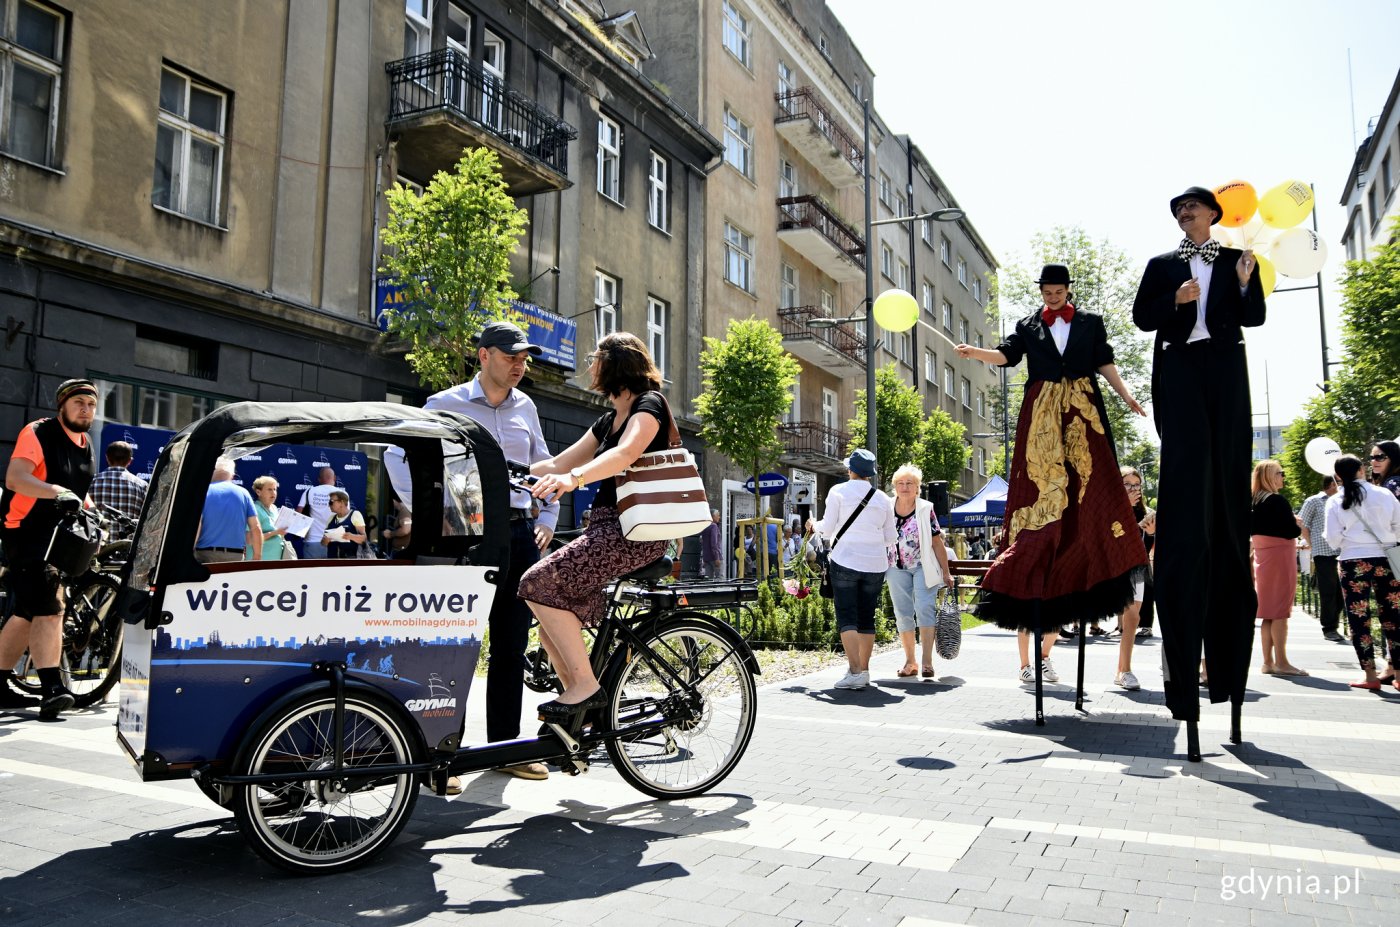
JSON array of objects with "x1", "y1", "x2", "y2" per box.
[
  {"x1": 1183, "y1": 252, "x2": 1213, "y2": 344},
  {"x1": 1048, "y1": 317, "x2": 1070, "y2": 354}
]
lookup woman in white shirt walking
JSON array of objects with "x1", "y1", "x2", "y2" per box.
[
  {"x1": 1324, "y1": 454, "x2": 1400, "y2": 691},
  {"x1": 818, "y1": 449, "x2": 897, "y2": 690}
]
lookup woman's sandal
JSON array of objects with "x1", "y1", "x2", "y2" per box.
[
  {"x1": 896, "y1": 665, "x2": 919, "y2": 678},
  {"x1": 921, "y1": 666, "x2": 936, "y2": 679},
  {"x1": 1274, "y1": 666, "x2": 1309, "y2": 677},
  {"x1": 1349, "y1": 679, "x2": 1382, "y2": 690}
]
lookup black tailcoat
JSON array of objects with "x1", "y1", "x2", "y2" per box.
[{"x1": 1133, "y1": 247, "x2": 1266, "y2": 722}]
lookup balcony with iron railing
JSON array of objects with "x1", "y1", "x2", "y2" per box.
[
  {"x1": 776, "y1": 195, "x2": 866, "y2": 284},
  {"x1": 773, "y1": 87, "x2": 863, "y2": 188},
  {"x1": 386, "y1": 49, "x2": 578, "y2": 196},
  {"x1": 778, "y1": 421, "x2": 850, "y2": 475},
  {"x1": 776, "y1": 305, "x2": 866, "y2": 373}
]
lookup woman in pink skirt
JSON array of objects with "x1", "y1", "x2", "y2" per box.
[{"x1": 1250, "y1": 460, "x2": 1305, "y2": 676}]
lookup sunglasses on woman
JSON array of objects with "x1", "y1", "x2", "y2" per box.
[{"x1": 1370, "y1": 454, "x2": 1389, "y2": 462}]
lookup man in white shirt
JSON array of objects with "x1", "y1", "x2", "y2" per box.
[{"x1": 297, "y1": 467, "x2": 338, "y2": 558}]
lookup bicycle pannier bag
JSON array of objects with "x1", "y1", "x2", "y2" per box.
[
  {"x1": 616, "y1": 395, "x2": 710, "y2": 542},
  {"x1": 45, "y1": 508, "x2": 102, "y2": 578}
]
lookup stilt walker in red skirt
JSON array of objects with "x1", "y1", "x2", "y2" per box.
[{"x1": 957, "y1": 264, "x2": 1149, "y2": 722}]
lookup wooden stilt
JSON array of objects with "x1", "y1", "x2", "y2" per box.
[
  {"x1": 1075, "y1": 615, "x2": 1088, "y2": 713},
  {"x1": 1230, "y1": 699, "x2": 1242, "y2": 745},
  {"x1": 1033, "y1": 625, "x2": 1045, "y2": 727}
]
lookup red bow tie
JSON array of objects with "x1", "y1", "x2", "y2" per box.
[{"x1": 1041, "y1": 305, "x2": 1074, "y2": 325}]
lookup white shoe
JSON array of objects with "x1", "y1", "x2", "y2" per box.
[
  {"x1": 834, "y1": 671, "x2": 869, "y2": 689},
  {"x1": 1114, "y1": 670, "x2": 1141, "y2": 691},
  {"x1": 1040, "y1": 658, "x2": 1060, "y2": 683},
  {"x1": 1018, "y1": 665, "x2": 1034, "y2": 683}
]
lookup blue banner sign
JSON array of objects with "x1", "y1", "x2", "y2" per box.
[
  {"x1": 375, "y1": 278, "x2": 577, "y2": 370},
  {"x1": 743, "y1": 473, "x2": 789, "y2": 496}
]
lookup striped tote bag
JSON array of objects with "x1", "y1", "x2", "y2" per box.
[{"x1": 615, "y1": 395, "x2": 711, "y2": 542}]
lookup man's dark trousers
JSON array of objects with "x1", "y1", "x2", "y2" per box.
[
  {"x1": 486, "y1": 518, "x2": 541, "y2": 743},
  {"x1": 1154, "y1": 340, "x2": 1257, "y2": 722},
  {"x1": 1313, "y1": 554, "x2": 1342, "y2": 636}
]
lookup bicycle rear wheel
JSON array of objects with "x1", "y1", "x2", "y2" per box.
[
  {"x1": 9, "y1": 573, "x2": 123, "y2": 707},
  {"x1": 602, "y1": 615, "x2": 756, "y2": 799}
]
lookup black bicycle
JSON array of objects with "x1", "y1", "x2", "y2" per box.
[{"x1": 4, "y1": 506, "x2": 132, "y2": 708}]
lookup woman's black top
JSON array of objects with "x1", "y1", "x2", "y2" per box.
[
  {"x1": 995, "y1": 309, "x2": 1114, "y2": 384},
  {"x1": 1250, "y1": 492, "x2": 1301, "y2": 539},
  {"x1": 587, "y1": 390, "x2": 670, "y2": 509}
]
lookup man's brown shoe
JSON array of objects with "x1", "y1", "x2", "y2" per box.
[{"x1": 495, "y1": 762, "x2": 549, "y2": 780}]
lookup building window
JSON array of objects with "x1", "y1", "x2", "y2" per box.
[
  {"x1": 972, "y1": 277, "x2": 982, "y2": 303},
  {"x1": 786, "y1": 371, "x2": 801, "y2": 423},
  {"x1": 777, "y1": 59, "x2": 794, "y2": 111},
  {"x1": 922, "y1": 281, "x2": 934, "y2": 317},
  {"x1": 976, "y1": 446, "x2": 985, "y2": 475},
  {"x1": 975, "y1": 332, "x2": 984, "y2": 350},
  {"x1": 1369, "y1": 184, "x2": 1380, "y2": 230},
  {"x1": 940, "y1": 235, "x2": 951, "y2": 267},
  {"x1": 880, "y1": 242, "x2": 894, "y2": 280},
  {"x1": 961, "y1": 377, "x2": 972, "y2": 408},
  {"x1": 959, "y1": 316, "x2": 969, "y2": 343},
  {"x1": 957, "y1": 258, "x2": 968, "y2": 287},
  {"x1": 976, "y1": 390, "x2": 985, "y2": 419},
  {"x1": 721, "y1": 0, "x2": 750, "y2": 68},
  {"x1": 944, "y1": 364, "x2": 955, "y2": 398},
  {"x1": 780, "y1": 262, "x2": 797, "y2": 309},
  {"x1": 647, "y1": 150, "x2": 669, "y2": 231},
  {"x1": 597, "y1": 113, "x2": 621, "y2": 201},
  {"x1": 779, "y1": 157, "x2": 796, "y2": 198},
  {"x1": 878, "y1": 171, "x2": 892, "y2": 209},
  {"x1": 724, "y1": 222, "x2": 753, "y2": 292},
  {"x1": 894, "y1": 191, "x2": 908, "y2": 218},
  {"x1": 404, "y1": 0, "x2": 431, "y2": 57},
  {"x1": 594, "y1": 271, "x2": 618, "y2": 345},
  {"x1": 941, "y1": 299, "x2": 953, "y2": 331},
  {"x1": 924, "y1": 349, "x2": 937, "y2": 385},
  {"x1": 921, "y1": 216, "x2": 934, "y2": 245},
  {"x1": 647, "y1": 297, "x2": 668, "y2": 378},
  {"x1": 722, "y1": 106, "x2": 752, "y2": 179},
  {"x1": 818, "y1": 32, "x2": 830, "y2": 58},
  {"x1": 897, "y1": 260, "x2": 909, "y2": 291},
  {"x1": 896, "y1": 331, "x2": 911, "y2": 366},
  {"x1": 820, "y1": 289, "x2": 835, "y2": 314},
  {"x1": 153, "y1": 66, "x2": 227, "y2": 225},
  {"x1": 134, "y1": 326, "x2": 219, "y2": 380},
  {"x1": 0, "y1": 0, "x2": 64, "y2": 167},
  {"x1": 96, "y1": 378, "x2": 225, "y2": 434},
  {"x1": 1383, "y1": 150, "x2": 1394, "y2": 194}
]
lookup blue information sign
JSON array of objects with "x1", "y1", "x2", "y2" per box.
[
  {"x1": 743, "y1": 473, "x2": 789, "y2": 496},
  {"x1": 375, "y1": 278, "x2": 577, "y2": 370}
]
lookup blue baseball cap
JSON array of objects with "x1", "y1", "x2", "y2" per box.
[{"x1": 846, "y1": 448, "x2": 876, "y2": 478}]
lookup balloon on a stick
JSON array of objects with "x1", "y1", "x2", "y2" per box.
[
  {"x1": 1214, "y1": 180, "x2": 1258, "y2": 227},
  {"x1": 1271, "y1": 227, "x2": 1328, "y2": 278},
  {"x1": 1258, "y1": 180, "x2": 1314, "y2": 229},
  {"x1": 1304, "y1": 436, "x2": 1341, "y2": 476},
  {"x1": 872, "y1": 288, "x2": 918, "y2": 332}
]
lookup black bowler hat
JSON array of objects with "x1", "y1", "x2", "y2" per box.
[
  {"x1": 1035, "y1": 264, "x2": 1073, "y2": 286},
  {"x1": 1169, "y1": 186, "x2": 1222, "y2": 224},
  {"x1": 474, "y1": 320, "x2": 542, "y2": 355}
]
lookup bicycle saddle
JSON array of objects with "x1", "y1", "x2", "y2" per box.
[{"x1": 621, "y1": 556, "x2": 672, "y2": 582}]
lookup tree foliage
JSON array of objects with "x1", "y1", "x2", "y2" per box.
[
  {"x1": 993, "y1": 226, "x2": 1151, "y2": 459},
  {"x1": 695, "y1": 318, "x2": 801, "y2": 491},
  {"x1": 378, "y1": 148, "x2": 528, "y2": 391},
  {"x1": 848, "y1": 364, "x2": 971, "y2": 492},
  {"x1": 1279, "y1": 217, "x2": 1400, "y2": 505}
]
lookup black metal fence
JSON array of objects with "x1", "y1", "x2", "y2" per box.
[{"x1": 386, "y1": 49, "x2": 577, "y2": 176}]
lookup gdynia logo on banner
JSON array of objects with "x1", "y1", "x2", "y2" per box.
[{"x1": 405, "y1": 696, "x2": 457, "y2": 715}]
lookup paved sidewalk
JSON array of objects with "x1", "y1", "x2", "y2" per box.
[{"x1": 1, "y1": 604, "x2": 1398, "y2": 926}]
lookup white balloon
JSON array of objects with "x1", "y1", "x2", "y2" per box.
[
  {"x1": 1210, "y1": 225, "x2": 1239, "y2": 249},
  {"x1": 1271, "y1": 227, "x2": 1328, "y2": 278},
  {"x1": 1304, "y1": 436, "x2": 1341, "y2": 476}
]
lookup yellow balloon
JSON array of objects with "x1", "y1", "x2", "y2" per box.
[
  {"x1": 1213, "y1": 180, "x2": 1257, "y2": 228},
  {"x1": 872, "y1": 288, "x2": 918, "y2": 333},
  {"x1": 1258, "y1": 180, "x2": 1314, "y2": 229},
  {"x1": 1254, "y1": 253, "x2": 1277, "y2": 298}
]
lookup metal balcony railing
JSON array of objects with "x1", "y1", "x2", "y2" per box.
[
  {"x1": 774, "y1": 87, "x2": 864, "y2": 176},
  {"x1": 776, "y1": 306, "x2": 867, "y2": 368},
  {"x1": 386, "y1": 49, "x2": 577, "y2": 175},
  {"x1": 776, "y1": 195, "x2": 866, "y2": 267},
  {"x1": 778, "y1": 421, "x2": 849, "y2": 462}
]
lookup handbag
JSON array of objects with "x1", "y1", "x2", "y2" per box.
[
  {"x1": 615, "y1": 393, "x2": 711, "y2": 541},
  {"x1": 818, "y1": 486, "x2": 877, "y2": 598},
  {"x1": 934, "y1": 585, "x2": 962, "y2": 660}
]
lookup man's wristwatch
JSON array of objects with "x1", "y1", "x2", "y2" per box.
[{"x1": 570, "y1": 467, "x2": 585, "y2": 489}]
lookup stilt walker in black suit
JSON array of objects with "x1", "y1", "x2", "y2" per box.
[{"x1": 1132, "y1": 187, "x2": 1267, "y2": 761}]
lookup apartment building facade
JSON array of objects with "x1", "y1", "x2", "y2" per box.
[{"x1": 1340, "y1": 66, "x2": 1400, "y2": 262}]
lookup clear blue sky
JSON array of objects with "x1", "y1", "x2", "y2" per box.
[{"x1": 827, "y1": 0, "x2": 1400, "y2": 434}]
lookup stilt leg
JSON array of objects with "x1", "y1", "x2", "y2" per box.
[
  {"x1": 1075, "y1": 616, "x2": 1088, "y2": 713},
  {"x1": 1186, "y1": 719, "x2": 1202, "y2": 762},
  {"x1": 1230, "y1": 699, "x2": 1242, "y2": 745},
  {"x1": 1034, "y1": 626, "x2": 1045, "y2": 727}
]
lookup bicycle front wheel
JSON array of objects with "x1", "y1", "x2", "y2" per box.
[
  {"x1": 603, "y1": 615, "x2": 757, "y2": 799},
  {"x1": 9, "y1": 573, "x2": 123, "y2": 707}
]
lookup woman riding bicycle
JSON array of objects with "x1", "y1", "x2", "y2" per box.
[{"x1": 519, "y1": 332, "x2": 674, "y2": 720}]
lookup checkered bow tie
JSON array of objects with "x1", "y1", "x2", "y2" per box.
[{"x1": 1177, "y1": 238, "x2": 1221, "y2": 264}]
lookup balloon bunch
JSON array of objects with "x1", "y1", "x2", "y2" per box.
[{"x1": 1209, "y1": 179, "x2": 1328, "y2": 297}]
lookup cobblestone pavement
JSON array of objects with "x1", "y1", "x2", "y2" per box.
[{"x1": 2, "y1": 605, "x2": 1398, "y2": 926}]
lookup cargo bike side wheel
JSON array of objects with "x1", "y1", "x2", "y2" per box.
[
  {"x1": 602, "y1": 614, "x2": 757, "y2": 799},
  {"x1": 231, "y1": 692, "x2": 419, "y2": 874}
]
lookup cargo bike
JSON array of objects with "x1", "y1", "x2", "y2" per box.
[{"x1": 115, "y1": 402, "x2": 759, "y2": 874}]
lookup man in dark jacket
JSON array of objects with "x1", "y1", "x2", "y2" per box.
[{"x1": 1133, "y1": 186, "x2": 1266, "y2": 741}]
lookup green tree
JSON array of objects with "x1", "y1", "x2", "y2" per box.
[
  {"x1": 847, "y1": 364, "x2": 924, "y2": 483},
  {"x1": 378, "y1": 148, "x2": 528, "y2": 390},
  {"x1": 695, "y1": 319, "x2": 801, "y2": 575},
  {"x1": 993, "y1": 226, "x2": 1151, "y2": 458},
  {"x1": 919, "y1": 406, "x2": 972, "y2": 493}
]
